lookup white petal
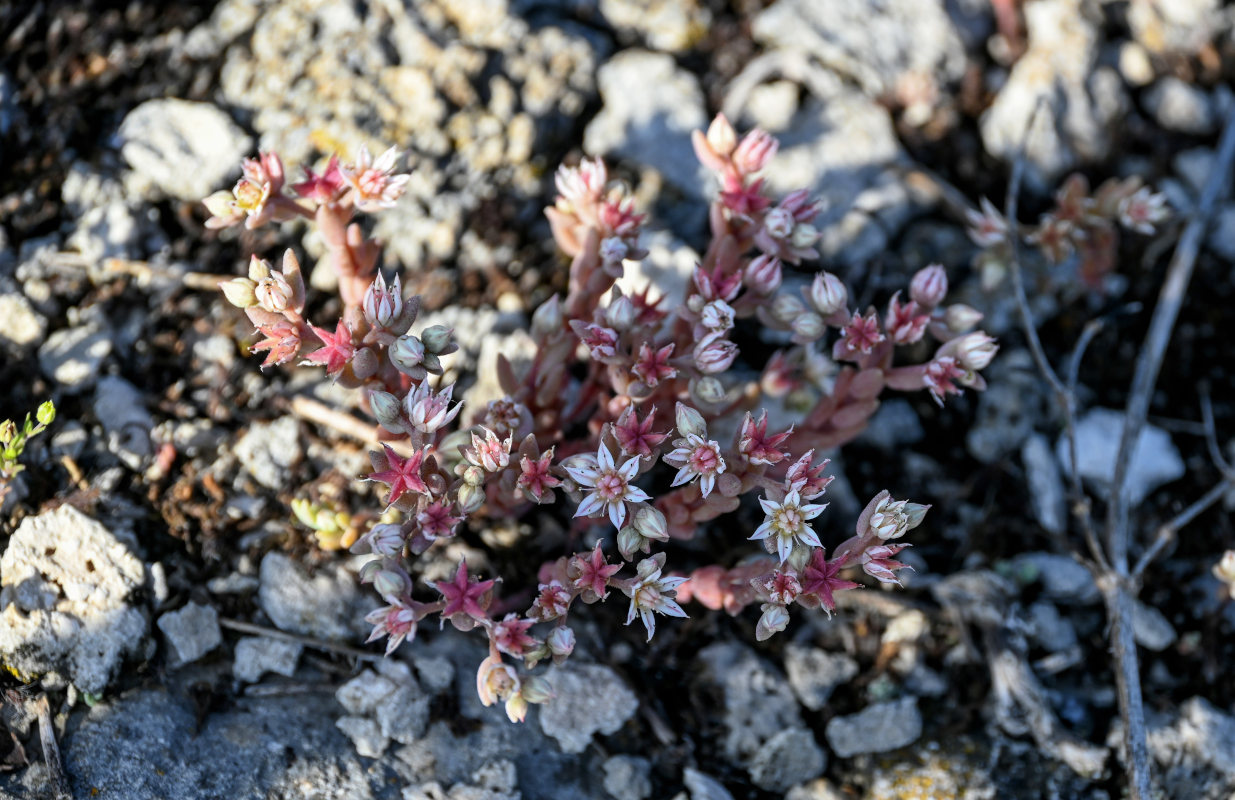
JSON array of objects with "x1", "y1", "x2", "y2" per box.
[
  {"x1": 798, "y1": 525, "x2": 822, "y2": 549},
  {"x1": 776, "y1": 534, "x2": 792, "y2": 563},
  {"x1": 663, "y1": 448, "x2": 690, "y2": 467},
  {"x1": 758, "y1": 496, "x2": 779, "y2": 515},
  {"x1": 609, "y1": 500, "x2": 627, "y2": 529},
  {"x1": 670, "y1": 467, "x2": 694, "y2": 487},
  {"x1": 564, "y1": 465, "x2": 598, "y2": 486},
  {"x1": 577, "y1": 492, "x2": 605, "y2": 518},
  {"x1": 597, "y1": 444, "x2": 615, "y2": 471},
  {"x1": 626, "y1": 599, "x2": 638, "y2": 625},
  {"x1": 700, "y1": 474, "x2": 715, "y2": 498},
  {"x1": 641, "y1": 609, "x2": 656, "y2": 641},
  {"x1": 619, "y1": 455, "x2": 641, "y2": 480},
  {"x1": 659, "y1": 576, "x2": 689, "y2": 591},
  {"x1": 658, "y1": 599, "x2": 689, "y2": 619},
  {"x1": 750, "y1": 522, "x2": 773, "y2": 541},
  {"x1": 802, "y1": 501, "x2": 828, "y2": 520},
  {"x1": 625, "y1": 486, "x2": 651, "y2": 504}
]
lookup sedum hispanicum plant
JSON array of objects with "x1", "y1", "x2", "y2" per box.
[
  {"x1": 0, "y1": 400, "x2": 55, "y2": 506},
  {"x1": 205, "y1": 114, "x2": 998, "y2": 723}
]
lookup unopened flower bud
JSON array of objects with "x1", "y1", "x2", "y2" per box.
[
  {"x1": 691, "y1": 377, "x2": 726, "y2": 407},
  {"x1": 791, "y1": 311, "x2": 826, "y2": 342},
  {"x1": 520, "y1": 675, "x2": 555, "y2": 704},
  {"x1": 952, "y1": 332, "x2": 998, "y2": 371},
  {"x1": 531, "y1": 295, "x2": 563, "y2": 337},
  {"x1": 745, "y1": 254, "x2": 782, "y2": 295},
  {"x1": 675, "y1": 402, "x2": 708, "y2": 439},
  {"x1": 369, "y1": 391, "x2": 403, "y2": 432},
  {"x1": 390, "y1": 335, "x2": 426, "y2": 374},
  {"x1": 617, "y1": 525, "x2": 648, "y2": 560},
  {"x1": 421, "y1": 325, "x2": 454, "y2": 354},
  {"x1": 255, "y1": 270, "x2": 293, "y2": 313},
  {"x1": 755, "y1": 603, "x2": 790, "y2": 642},
  {"x1": 909, "y1": 264, "x2": 948, "y2": 307},
  {"x1": 220, "y1": 277, "x2": 258, "y2": 308},
  {"x1": 772, "y1": 294, "x2": 806, "y2": 324},
  {"x1": 633, "y1": 504, "x2": 670, "y2": 542},
  {"x1": 706, "y1": 113, "x2": 737, "y2": 157},
  {"x1": 733, "y1": 128, "x2": 778, "y2": 174},
  {"x1": 764, "y1": 207, "x2": 794, "y2": 239},
  {"x1": 351, "y1": 347, "x2": 379, "y2": 380},
  {"x1": 945, "y1": 303, "x2": 984, "y2": 332},
  {"x1": 247, "y1": 255, "x2": 272, "y2": 282},
  {"x1": 546, "y1": 626, "x2": 576, "y2": 659},
  {"x1": 36, "y1": 401, "x2": 55, "y2": 427},
  {"x1": 1214, "y1": 551, "x2": 1235, "y2": 595},
  {"x1": 790, "y1": 223, "x2": 819, "y2": 250},
  {"x1": 605, "y1": 294, "x2": 636, "y2": 331},
  {"x1": 809, "y1": 272, "x2": 847, "y2": 315},
  {"x1": 363, "y1": 272, "x2": 404, "y2": 329},
  {"x1": 463, "y1": 465, "x2": 485, "y2": 487},
  {"x1": 600, "y1": 236, "x2": 629, "y2": 266},
  {"x1": 365, "y1": 524, "x2": 405, "y2": 557},
  {"x1": 694, "y1": 337, "x2": 738, "y2": 374},
  {"x1": 457, "y1": 481, "x2": 485, "y2": 514},
  {"x1": 373, "y1": 568, "x2": 411, "y2": 600}
]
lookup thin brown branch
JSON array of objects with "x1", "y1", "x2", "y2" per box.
[
  {"x1": 289, "y1": 395, "x2": 414, "y2": 458},
  {"x1": 1200, "y1": 389, "x2": 1235, "y2": 480},
  {"x1": 1133, "y1": 479, "x2": 1233, "y2": 580},
  {"x1": 34, "y1": 693, "x2": 72, "y2": 800}
]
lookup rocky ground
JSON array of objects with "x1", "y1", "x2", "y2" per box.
[{"x1": 3, "y1": 0, "x2": 1235, "y2": 798}]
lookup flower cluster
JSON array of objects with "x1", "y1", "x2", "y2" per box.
[
  {"x1": 966, "y1": 173, "x2": 1169, "y2": 290},
  {"x1": 204, "y1": 115, "x2": 992, "y2": 725}
]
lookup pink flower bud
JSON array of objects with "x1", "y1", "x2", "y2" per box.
[
  {"x1": 744, "y1": 254, "x2": 782, "y2": 295},
  {"x1": 693, "y1": 337, "x2": 738, "y2": 374},
  {"x1": 389, "y1": 335, "x2": 426, "y2": 375},
  {"x1": 944, "y1": 303, "x2": 984, "y2": 332},
  {"x1": 605, "y1": 294, "x2": 637, "y2": 331},
  {"x1": 733, "y1": 128, "x2": 779, "y2": 174},
  {"x1": 674, "y1": 402, "x2": 708, "y2": 439},
  {"x1": 809, "y1": 272, "x2": 847, "y2": 315},
  {"x1": 755, "y1": 603, "x2": 790, "y2": 641},
  {"x1": 706, "y1": 113, "x2": 738, "y2": 157},
  {"x1": 909, "y1": 264, "x2": 948, "y2": 307},
  {"x1": 791, "y1": 311, "x2": 826, "y2": 343},
  {"x1": 531, "y1": 295, "x2": 563, "y2": 337},
  {"x1": 951, "y1": 332, "x2": 998, "y2": 371},
  {"x1": 547, "y1": 626, "x2": 576, "y2": 659},
  {"x1": 362, "y1": 272, "x2": 404, "y2": 329}
]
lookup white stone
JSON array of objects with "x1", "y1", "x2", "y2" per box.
[
  {"x1": 0, "y1": 506, "x2": 148, "y2": 694},
  {"x1": 232, "y1": 636, "x2": 302, "y2": 682},
  {"x1": 824, "y1": 697, "x2": 922, "y2": 758},
  {"x1": 118, "y1": 99, "x2": 252, "y2": 201},
  {"x1": 538, "y1": 663, "x2": 639, "y2": 754},
  {"x1": 157, "y1": 602, "x2": 222, "y2": 666},
  {"x1": 1057, "y1": 407, "x2": 1185, "y2": 506}
]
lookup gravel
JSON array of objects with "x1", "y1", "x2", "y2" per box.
[
  {"x1": 1057, "y1": 407, "x2": 1185, "y2": 507},
  {"x1": 118, "y1": 98, "x2": 252, "y2": 201},
  {"x1": 37, "y1": 320, "x2": 114, "y2": 393},
  {"x1": 258, "y1": 551, "x2": 376, "y2": 641},
  {"x1": 233, "y1": 636, "x2": 303, "y2": 682},
  {"x1": 157, "y1": 601, "x2": 222, "y2": 667},
  {"x1": 0, "y1": 506, "x2": 149, "y2": 695},
  {"x1": 234, "y1": 416, "x2": 304, "y2": 491},
  {"x1": 784, "y1": 645, "x2": 859, "y2": 711},
  {"x1": 538, "y1": 663, "x2": 639, "y2": 754},
  {"x1": 824, "y1": 696, "x2": 923, "y2": 758}
]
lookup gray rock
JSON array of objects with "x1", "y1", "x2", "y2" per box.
[
  {"x1": 1012, "y1": 552, "x2": 1100, "y2": 605},
  {"x1": 118, "y1": 98, "x2": 252, "y2": 201},
  {"x1": 1132, "y1": 600, "x2": 1177, "y2": 652},
  {"x1": 1028, "y1": 602, "x2": 1079, "y2": 652},
  {"x1": 602, "y1": 755, "x2": 652, "y2": 800},
  {"x1": 1143, "y1": 696, "x2": 1235, "y2": 799},
  {"x1": 696, "y1": 642, "x2": 804, "y2": 764},
  {"x1": 0, "y1": 293, "x2": 46, "y2": 357},
  {"x1": 38, "y1": 321, "x2": 113, "y2": 393},
  {"x1": 0, "y1": 506, "x2": 148, "y2": 695},
  {"x1": 825, "y1": 696, "x2": 923, "y2": 758},
  {"x1": 1022, "y1": 433, "x2": 1067, "y2": 535},
  {"x1": 1128, "y1": 0, "x2": 1227, "y2": 57},
  {"x1": 0, "y1": 71, "x2": 16, "y2": 136},
  {"x1": 755, "y1": 83, "x2": 911, "y2": 266},
  {"x1": 682, "y1": 768, "x2": 734, "y2": 800},
  {"x1": 1144, "y1": 77, "x2": 1216, "y2": 134},
  {"x1": 980, "y1": 0, "x2": 1125, "y2": 183},
  {"x1": 748, "y1": 727, "x2": 827, "y2": 792},
  {"x1": 584, "y1": 50, "x2": 709, "y2": 201},
  {"x1": 235, "y1": 416, "x2": 303, "y2": 490},
  {"x1": 336, "y1": 715, "x2": 389, "y2": 758},
  {"x1": 856, "y1": 399, "x2": 924, "y2": 451},
  {"x1": 966, "y1": 351, "x2": 1043, "y2": 463},
  {"x1": 337, "y1": 670, "x2": 400, "y2": 716},
  {"x1": 233, "y1": 636, "x2": 303, "y2": 682},
  {"x1": 4, "y1": 687, "x2": 405, "y2": 799},
  {"x1": 1057, "y1": 407, "x2": 1185, "y2": 506},
  {"x1": 157, "y1": 602, "x2": 222, "y2": 666},
  {"x1": 753, "y1": 0, "x2": 965, "y2": 118},
  {"x1": 67, "y1": 200, "x2": 144, "y2": 264},
  {"x1": 94, "y1": 375, "x2": 155, "y2": 469},
  {"x1": 599, "y1": 0, "x2": 710, "y2": 52},
  {"x1": 784, "y1": 645, "x2": 859, "y2": 710},
  {"x1": 258, "y1": 551, "x2": 375, "y2": 641},
  {"x1": 538, "y1": 663, "x2": 639, "y2": 754},
  {"x1": 377, "y1": 683, "x2": 431, "y2": 745}
]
